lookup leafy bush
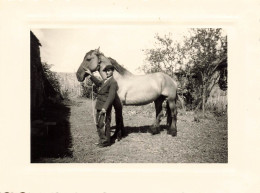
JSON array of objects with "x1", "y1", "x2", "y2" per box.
[
  {"x1": 80, "y1": 77, "x2": 100, "y2": 99},
  {"x1": 42, "y1": 62, "x2": 61, "y2": 93},
  {"x1": 61, "y1": 88, "x2": 71, "y2": 100}
]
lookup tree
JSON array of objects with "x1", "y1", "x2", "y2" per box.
[
  {"x1": 181, "y1": 28, "x2": 227, "y2": 115},
  {"x1": 140, "y1": 33, "x2": 182, "y2": 78},
  {"x1": 142, "y1": 29, "x2": 227, "y2": 114}
]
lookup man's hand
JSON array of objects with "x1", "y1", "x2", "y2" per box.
[
  {"x1": 100, "y1": 108, "x2": 106, "y2": 114},
  {"x1": 85, "y1": 69, "x2": 92, "y2": 76}
]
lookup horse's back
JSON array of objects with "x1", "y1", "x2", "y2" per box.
[{"x1": 141, "y1": 72, "x2": 178, "y2": 100}]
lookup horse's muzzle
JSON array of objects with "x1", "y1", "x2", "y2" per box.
[{"x1": 76, "y1": 70, "x2": 85, "y2": 82}]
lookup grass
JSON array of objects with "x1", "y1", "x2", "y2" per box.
[{"x1": 31, "y1": 97, "x2": 228, "y2": 163}]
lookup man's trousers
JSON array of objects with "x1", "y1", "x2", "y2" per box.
[{"x1": 96, "y1": 105, "x2": 112, "y2": 145}]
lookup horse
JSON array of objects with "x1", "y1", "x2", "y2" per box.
[{"x1": 76, "y1": 48, "x2": 178, "y2": 137}]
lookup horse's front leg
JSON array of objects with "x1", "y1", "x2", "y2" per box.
[{"x1": 111, "y1": 98, "x2": 127, "y2": 143}]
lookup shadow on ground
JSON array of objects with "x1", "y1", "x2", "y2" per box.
[
  {"x1": 31, "y1": 100, "x2": 73, "y2": 163},
  {"x1": 110, "y1": 125, "x2": 169, "y2": 136}
]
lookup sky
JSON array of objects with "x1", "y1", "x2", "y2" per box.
[{"x1": 31, "y1": 26, "x2": 189, "y2": 74}]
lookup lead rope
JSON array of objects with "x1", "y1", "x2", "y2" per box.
[
  {"x1": 91, "y1": 81, "x2": 106, "y2": 130},
  {"x1": 91, "y1": 83, "x2": 96, "y2": 124},
  {"x1": 97, "y1": 112, "x2": 106, "y2": 128},
  {"x1": 91, "y1": 80, "x2": 108, "y2": 146}
]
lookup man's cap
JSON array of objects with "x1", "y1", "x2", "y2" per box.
[{"x1": 102, "y1": 65, "x2": 115, "y2": 71}]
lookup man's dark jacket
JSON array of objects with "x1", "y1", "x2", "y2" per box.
[{"x1": 90, "y1": 75, "x2": 120, "y2": 111}]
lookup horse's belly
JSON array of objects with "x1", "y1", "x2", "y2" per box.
[{"x1": 118, "y1": 83, "x2": 160, "y2": 105}]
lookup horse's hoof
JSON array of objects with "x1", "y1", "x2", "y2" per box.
[
  {"x1": 110, "y1": 135, "x2": 117, "y2": 144},
  {"x1": 122, "y1": 134, "x2": 128, "y2": 137},
  {"x1": 167, "y1": 130, "x2": 177, "y2": 137},
  {"x1": 121, "y1": 130, "x2": 128, "y2": 138},
  {"x1": 150, "y1": 126, "x2": 160, "y2": 135},
  {"x1": 117, "y1": 136, "x2": 122, "y2": 141},
  {"x1": 110, "y1": 138, "x2": 116, "y2": 144}
]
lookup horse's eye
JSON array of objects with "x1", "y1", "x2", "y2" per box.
[{"x1": 86, "y1": 58, "x2": 91, "y2": 61}]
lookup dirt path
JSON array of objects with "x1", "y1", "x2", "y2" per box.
[{"x1": 36, "y1": 97, "x2": 228, "y2": 163}]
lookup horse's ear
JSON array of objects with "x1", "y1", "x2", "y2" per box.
[{"x1": 96, "y1": 47, "x2": 100, "y2": 53}]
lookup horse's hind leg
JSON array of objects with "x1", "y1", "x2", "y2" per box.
[
  {"x1": 111, "y1": 111, "x2": 123, "y2": 143},
  {"x1": 151, "y1": 96, "x2": 165, "y2": 134},
  {"x1": 166, "y1": 97, "x2": 177, "y2": 136},
  {"x1": 166, "y1": 100, "x2": 171, "y2": 126}
]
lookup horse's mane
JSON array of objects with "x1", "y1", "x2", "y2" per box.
[
  {"x1": 87, "y1": 49, "x2": 133, "y2": 76},
  {"x1": 107, "y1": 57, "x2": 133, "y2": 76}
]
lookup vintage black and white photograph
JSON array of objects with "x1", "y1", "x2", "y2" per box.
[
  {"x1": 31, "y1": 27, "x2": 228, "y2": 163},
  {"x1": 2, "y1": 0, "x2": 260, "y2": 192}
]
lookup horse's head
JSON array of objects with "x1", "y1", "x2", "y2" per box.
[{"x1": 76, "y1": 48, "x2": 101, "y2": 82}]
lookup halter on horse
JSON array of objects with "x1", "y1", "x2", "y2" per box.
[{"x1": 76, "y1": 48, "x2": 178, "y2": 136}]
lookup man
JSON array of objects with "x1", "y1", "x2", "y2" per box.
[{"x1": 85, "y1": 65, "x2": 125, "y2": 147}]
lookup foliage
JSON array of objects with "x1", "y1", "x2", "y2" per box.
[
  {"x1": 142, "y1": 29, "x2": 227, "y2": 113},
  {"x1": 182, "y1": 29, "x2": 227, "y2": 113},
  {"x1": 80, "y1": 76, "x2": 100, "y2": 99},
  {"x1": 140, "y1": 33, "x2": 182, "y2": 78},
  {"x1": 218, "y1": 66, "x2": 228, "y2": 91},
  {"x1": 42, "y1": 62, "x2": 61, "y2": 93},
  {"x1": 61, "y1": 89, "x2": 71, "y2": 100}
]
